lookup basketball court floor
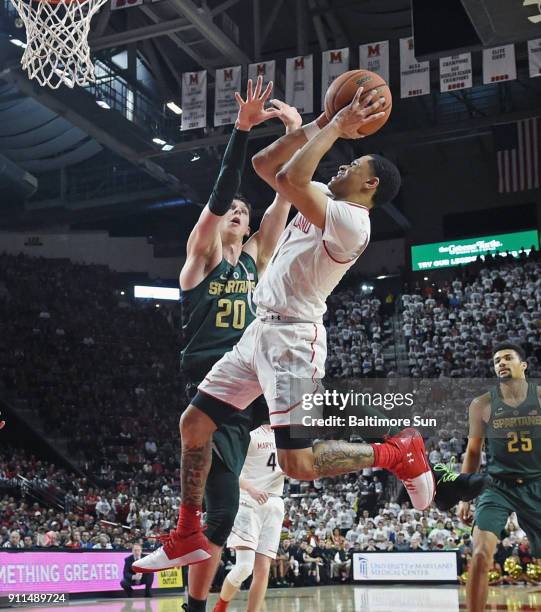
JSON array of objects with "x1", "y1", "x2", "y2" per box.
[{"x1": 12, "y1": 585, "x2": 541, "y2": 612}]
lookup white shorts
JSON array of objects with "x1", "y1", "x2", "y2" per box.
[
  {"x1": 227, "y1": 495, "x2": 285, "y2": 559},
  {"x1": 198, "y1": 317, "x2": 326, "y2": 429}
]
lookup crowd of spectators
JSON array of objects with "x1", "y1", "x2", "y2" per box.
[
  {"x1": 324, "y1": 290, "x2": 395, "y2": 379},
  {"x1": 0, "y1": 253, "x2": 184, "y2": 492},
  {"x1": 1, "y1": 250, "x2": 540, "y2": 591},
  {"x1": 0, "y1": 447, "x2": 181, "y2": 551},
  {"x1": 402, "y1": 253, "x2": 541, "y2": 379},
  {"x1": 2, "y1": 447, "x2": 537, "y2": 589}
]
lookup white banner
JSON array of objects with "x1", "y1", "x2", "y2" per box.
[
  {"x1": 321, "y1": 47, "x2": 350, "y2": 108},
  {"x1": 482, "y1": 45, "x2": 517, "y2": 84},
  {"x1": 353, "y1": 586, "x2": 459, "y2": 611},
  {"x1": 352, "y1": 552, "x2": 458, "y2": 582},
  {"x1": 399, "y1": 38, "x2": 430, "y2": 98},
  {"x1": 110, "y1": 0, "x2": 142, "y2": 10},
  {"x1": 181, "y1": 70, "x2": 207, "y2": 131},
  {"x1": 111, "y1": 0, "x2": 159, "y2": 9},
  {"x1": 528, "y1": 38, "x2": 541, "y2": 78},
  {"x1": 439, "y1": 53, "x2": 472, "y2": 92},
  {"x1": 359, "y1": 41, "x2": 390, "y2": 84},
  {"x1": 214, "y1": 65, "x2": 242, "y2": 127},
  {"x1": 248, "y1": 60, "x2": 276, "y2": 90},
  {"x1": 285, "y1": 54, "x2": 313, "y2": 114}
]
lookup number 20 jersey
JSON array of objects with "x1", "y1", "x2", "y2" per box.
[
  {"x1": 180, "y1": 251, "x2": 257, "y2": 379},
  {"x1": 240, "y1": 424, "x2": 285, "y2": 500}
]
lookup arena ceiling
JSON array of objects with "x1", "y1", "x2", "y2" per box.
[{"x1": 0, "y1": 0, "x2": 539, "y2": 236}]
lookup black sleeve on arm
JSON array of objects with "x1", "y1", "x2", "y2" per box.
[{"x1": 208, "y1": 128, "x2": 249, "y2": 216}]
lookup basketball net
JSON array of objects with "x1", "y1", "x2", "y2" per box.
[{"x1": 10, "y1": 0, "x2": 107, "y2": 89}]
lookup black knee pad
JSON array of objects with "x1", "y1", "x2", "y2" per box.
[{"x1": 204, "y1": 506, "x2": 237, "y2": 546}]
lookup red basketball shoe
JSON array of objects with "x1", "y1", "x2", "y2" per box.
[
  {"x1": 382, "y1": 428, "x2": 435, "y2": 510},
  {"x1": 132, "y1": 529, "x2": 210, "y2": 573}
]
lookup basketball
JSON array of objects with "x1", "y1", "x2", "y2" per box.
[{"x1": 324, "y1": 69, "x2": 392, "y2": 136}]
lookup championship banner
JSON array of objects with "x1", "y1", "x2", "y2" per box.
[
  {"x1": 399, "y1": 38, "x2": 430, "y2": 99},
  {"x1": 439, "y1": 53, "x2": 472, "y2": 93},
  {"x1": 248, "y1": 60, "x2": 276, "y2": 90},
  {"x1": 482, "y1": 45, "x2": 517, "y2": 84},
  {"x1": 321, "y1": 47, "x2": 349, "y2": 108},
  {"x1": 359, "y1": 41, "x2": 389, "y2": 84},
  {"x1": 181, "y1": 70, "x2": 207, "y2": 131},
  {"x1": 214, "y1": 65, "x2": 242, "y2": 127},
  {"x1": 285, "y1": 54, "x2": 313, "y2": 114},
  {"x1": 528, "y1": 39, "x2": 541, "y2": 78}
]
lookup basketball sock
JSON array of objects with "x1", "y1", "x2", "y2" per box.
[
  {"x1": 185, "y1": 594, "x2": 207, "y2": 612},
  {"x1": 213, "y1": 597, "x2": 229, "y2": 612},
  {"x1": 177, "y1": 503, "x2": 202, "y2": 535},
  {"x1": 371, "y1": 442, "x2": 401, "y2": 470}
]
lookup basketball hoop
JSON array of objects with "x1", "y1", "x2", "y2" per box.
[{"x1": 9, "y1": 0, "x2": 108, "y2": 89}]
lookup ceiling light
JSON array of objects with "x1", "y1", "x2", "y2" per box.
[
  {"x1": 96, "y1": 100, "x2": 110, "y2": 109},
  {"x1": 152, "y1": 137, "x2": 166, "y2": 146},
  {"x1": 190, "y1": 153, "x2": 200, "y2": 162},
  {"x1": 161, "y1": 144, "x2": 174, "y2": 152},
  {"x1": 10, "y1": 38, "x2": 27, "y2": 48},
  {"x1": 166, "y1": 101, "x2": 183, "y2": 115}
]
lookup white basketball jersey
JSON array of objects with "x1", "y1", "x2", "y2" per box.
[
  {"x1": 239, "y1": 424, "x2": 284, "y2": 499},
  {"x1": 253, "y1": 182, "x2": 371, "y2": 322}
]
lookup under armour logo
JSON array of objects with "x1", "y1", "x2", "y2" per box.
[{"x1": 407, "y1": 452, "x2": 414, "y2": 463}]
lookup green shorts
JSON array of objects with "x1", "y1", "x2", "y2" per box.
[{"x1": 474, "y1": 478, "x2": 541, "y2": 557}]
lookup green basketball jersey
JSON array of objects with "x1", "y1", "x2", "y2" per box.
[
  {"x1": 180, "y1": 251, "x2": 265, "y2": 476},
  {"x1": 486, "y1": 382, "x2": 541, "y2": 479},
  {"x1": 180, "y1": 251, "x2": 257, "y2": 379}
]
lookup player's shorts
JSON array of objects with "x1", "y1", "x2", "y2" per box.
[
  {"x1": 227, "y1": 495, "x2": 285, "y2": 559},
  {"x1": 196, "y1": 316, "x2": 325, "y2": 447},
  {"x1": 474, "y1": 476, "x2": 541, "y2": 557}
]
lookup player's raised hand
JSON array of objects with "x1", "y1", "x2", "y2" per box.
[
  {"x1": 269, "y1": 99, "x2": 302, "y2": 134},
  {"x1": 330, "y1": 86, "x2": 386, "y2": 139},
  {"x1": 235, "y1": 76, "x2": 281, "y2": 131}
]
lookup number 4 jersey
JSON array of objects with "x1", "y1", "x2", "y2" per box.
[
  {"x1": 486, "y1": 382, "x2": 541, "y2": 479},
  {"x1": 180, "y1": 251, "x2": 257, "y2": 379},
  {"x1": 240, "y1": 424, "x2": 284, "y2": 500}
]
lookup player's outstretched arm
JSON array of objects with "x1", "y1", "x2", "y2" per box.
[
  {"x1": 244, "y1": 103, "x2": 302, "y2": 273},
  {"x1": 252, "y1": 102, "x2": 330, "y2": 191},
  {"x1": 457, "y1": 394, "x2": 489, "y2": 523},
  {"x1": 274, "y1": 87, "x2": 386, "y2": 229},
  {"x1": 462, "y1": 393, "x2": 490, "y2": 474},
  {"x1": 180, "y1": 77, "x2": 280, "y2": 290}
]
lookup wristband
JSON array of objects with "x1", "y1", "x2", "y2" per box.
[{"x1": 302, "y1": 121, "x2": 322, "y2": 142}]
